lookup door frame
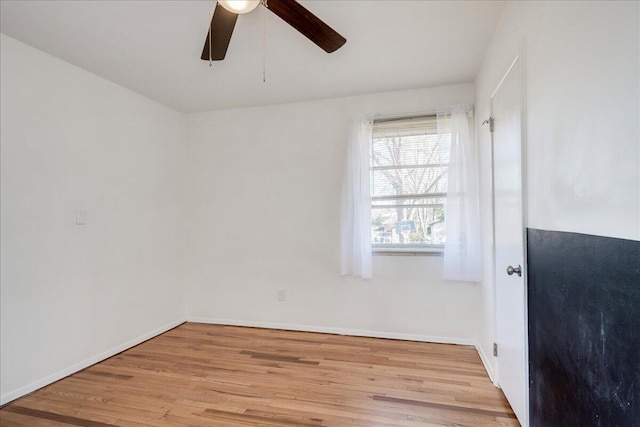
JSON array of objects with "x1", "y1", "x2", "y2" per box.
[{"x1": 489, "y1": 44, "x2": 529, "y2": 426}]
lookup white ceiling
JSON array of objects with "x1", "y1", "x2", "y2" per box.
[{"x1": 0, "y1": 1, "x2": 505, "y2": 113}]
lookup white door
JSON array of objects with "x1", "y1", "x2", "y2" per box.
[{"x1": 491, "y1": 55, "x2": 528, "y2": 426}]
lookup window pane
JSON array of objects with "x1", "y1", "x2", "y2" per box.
[
  {"x1": 371, "y1": 133, "x2": 451, "y2": 198},
  {"x1": 371, "y1": 199, "x2": 446, "y2": 245},
  {"x1": 371, "y1": 134, "x2": 450, "y2": 168},
  {"x1": 371, "y1": 166, "x2": 448, "y2": 197}
]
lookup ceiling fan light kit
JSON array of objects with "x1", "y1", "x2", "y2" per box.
[
  {"x1": 217, "y1": 0, "x2": 260, "y2": 15},
  {"x1": 202, "y1": 0, "x2": 346, "y2": 62}
]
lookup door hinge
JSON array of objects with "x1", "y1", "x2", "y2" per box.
[
  {"x1": 483, "y1": 117, "x2": 494, "y2": 133},
  {"x1": 493, "y1": 342, "x2": 498, "y2": 357}
]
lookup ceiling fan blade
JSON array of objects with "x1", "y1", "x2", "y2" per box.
[
  {"x1": 201, "y1": 3, "x2": 238, "y2": 61},
  {"x1": 265, "y1": 0, "x2": 346, "y2": 53}
]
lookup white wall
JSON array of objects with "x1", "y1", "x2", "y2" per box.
[
  {"x1": 186, "y1": 84, "x2": 480, "y2": 344},
  {"x1": 0, "y1": 35, "x2": 187, "y2": 404},
  {"x1": 474, "y1": 1, "x2": 640, "y2": 378}
]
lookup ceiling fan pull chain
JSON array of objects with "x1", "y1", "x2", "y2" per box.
[
  {"x1": 262, "y1": 2, "x2": 267, "y2": 83},
  {"x1": 208, "y1": 0, "x2": 213, "y2": 67}
]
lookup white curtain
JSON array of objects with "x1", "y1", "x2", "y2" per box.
[
  {"x1": 440, "y1": 106, "x2": 482, "y2": 282},
  {"x1": 340, "y1": 117, "x2": 373, "y2": 279}
]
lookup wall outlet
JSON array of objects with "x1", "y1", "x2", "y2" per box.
[
  {"x1": 277, "y1": 290, "x2": 286, "y2": 302},
  {"x1": 75, "y1": 209, "x2": 87, "y2": 225}
]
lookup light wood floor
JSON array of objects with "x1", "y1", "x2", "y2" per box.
[{"x1": 0, "y1": 323, "x2": 518, "y2": 426}]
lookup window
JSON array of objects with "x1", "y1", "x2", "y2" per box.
[{"x1": 370, "y1": 115, "x2": 451, "y2": 252}]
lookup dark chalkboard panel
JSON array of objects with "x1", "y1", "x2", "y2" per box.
[{"x1": 527, "y1": 229, "x2": 640, "y2": 427}]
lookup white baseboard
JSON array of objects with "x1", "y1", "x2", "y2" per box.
[
  {"x1": 0, "y1": 318, "x2": 185, "y2": 406},
  {"x1": 476, "y1": 341, "x2": 498, "y2": 386},
  {"x1": 187, "y1": 317, "x2": 476, "y2": 346}
]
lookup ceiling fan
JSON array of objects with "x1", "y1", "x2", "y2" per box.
[{"x1": 201, "y1": 0, "x2": 346, "y2": 61}]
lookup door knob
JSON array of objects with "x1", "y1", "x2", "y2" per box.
[{"x1": 506, "y1": 265, "x2": 522, "y2": 277}]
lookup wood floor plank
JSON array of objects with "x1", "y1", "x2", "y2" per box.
[
  {"x1": 0, "y1": 410, "x2": 73, "y2": 427},
  {"x1": 372, "y1": 395, "x2": 516, "y2": 418},
  {"x1": 1, "y1": 406, "x2": 116, "y2": 426},
  {"x1": 0, "y1": 323, "x2": 519, "y2": 426}
]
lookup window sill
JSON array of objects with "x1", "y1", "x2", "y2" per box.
[{"x1": 373, "y1": 247, "x2": 443, "y2": 257}]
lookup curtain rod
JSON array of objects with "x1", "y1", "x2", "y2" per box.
[
  {"x1": 373, "y1": 104, "x2": 473, "y2": 122},
  {"x1": 373, "y1": 113, "x2": 436, "y2": 124}
]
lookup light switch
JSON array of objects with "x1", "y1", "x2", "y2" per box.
[{"x1": 75, "y1": 209, "x2": 86, "y2": 225}]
